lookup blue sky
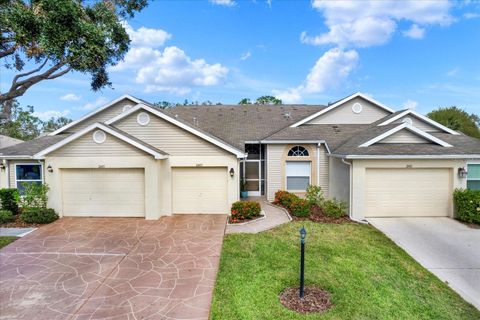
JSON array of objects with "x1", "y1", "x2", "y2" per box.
[{"x1": 2, "y1": 0, "x2": 480, "y2": 120}]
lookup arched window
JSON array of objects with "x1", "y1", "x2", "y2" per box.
[{"x1": 288, "y1": 146, "x2": 309, "y2": 157}]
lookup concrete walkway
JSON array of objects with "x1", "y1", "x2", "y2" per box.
[
  {"x1": 0, "y1": 227, "x2": 36, "y2": 237},
  {"x1": 226, "y1": 198, "x2": 291, "y2": 234},
  {"x1": 368, "y1": 217, "x2": 480, "y2": 310}
]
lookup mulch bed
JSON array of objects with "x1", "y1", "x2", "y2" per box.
[
  {"x1": 279, "y1": 286, "x2": 332, "y2": 314},
  {"x1": 286, "y1": 204, "x2": 352, "y2": 224},
  {"x1": 228, "y1": 215, "x2": 263, "y2": 224},
  {"x1": 457, "y1": 220, "x2": 480, "y2": 229},
  {"x1": 0, "y1": 215, "x2": 42, "y2": 228}
]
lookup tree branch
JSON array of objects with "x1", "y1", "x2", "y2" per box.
[
  {"x1": 11, "y1": 59, "x2": 49, "y2": 84},
  {"x1": 0, "y1": 46, "x2": 16, "y2": 59}
]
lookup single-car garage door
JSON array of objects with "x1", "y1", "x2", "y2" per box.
[
  {"x1": 365, "y1": 168, "x2": 452, "y2": 217},
  {"x1": 172, "y1": 167, "x2": 228, "y2": 214},
  {"x1": 62, "y1": 168, "x2": 145, "y2": 217}
]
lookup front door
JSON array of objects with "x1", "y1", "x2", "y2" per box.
[{"x1": 243, "y1": 160, "x2": 261, "y2": 196}]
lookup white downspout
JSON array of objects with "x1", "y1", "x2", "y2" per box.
[
  {"x1": 341, "y1": 158, "x2": 368, "y2": 224},
  {"x1": 5, "y1": 159, "x2": 9, "y2": 188},
  {"x1": 316, "y1": 145, "x2": 320, "y2": 186}
]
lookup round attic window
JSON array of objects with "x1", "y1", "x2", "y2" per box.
[
  {"x1": 93, "y1": 130, "x2": 106, "y2": 144},
  {"x1": 137, "y1": 112, "x2": 150, "y2": 126},
  {"x1": 122, "y1": 104, "x2": 133, "y2": 112},
  {"x1": 402, "y1": 117, "x2": 413, "y2": 125},
  {"x1": 352, "y1": 102, "x2": 363, "y2": 114}
]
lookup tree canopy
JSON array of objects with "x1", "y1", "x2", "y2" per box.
[
  {"x1": 0, "y1": 0, "x2": 148, "y2": 118},
  {"x1": 238, "y1": 95, "x2": 282, "y2": 105},
  {"x1": 0, "y1": 100, "x2": 72, "y2": 140},
  {"x1": 427, "y1": 106, "x2": 480, "y2": 139}
]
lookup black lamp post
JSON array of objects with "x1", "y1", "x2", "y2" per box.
[{"x1": 299, "y1": 226, "x2": 307, "y2": 299}]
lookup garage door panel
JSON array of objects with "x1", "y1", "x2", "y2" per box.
[
  {"x1": 172, "y1": 167, "x2": 228, "y2": 214},
  {"x1": 365, "y1": 168, "x2": 451, "y2": 217},
  {"x1": 62, "y1": 168, "x2": 145, "y2": 217}
]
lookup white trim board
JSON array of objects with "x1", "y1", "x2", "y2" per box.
[
  {"x1": 359, "y1": 123, "x2": 453, "y2": 148},
  {"x1": 105, "y1": 104, "x2": 247, "y2": 158},
  {"x1": 378, "y1": 109, "x2": 460, "y2": 135},
  {"x1": 49, "y1": 95, "x2": 143, "y2": 136},
  {"x1": 290, "y1": 92, "x2": 395, "y2": 128},
  {"x1": 34, "y1": 123, "x2": 168, "y2": 160}
]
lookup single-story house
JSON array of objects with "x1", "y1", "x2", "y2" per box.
[{"x1": 0, "y1": 92, "x2": 479, "y2": 221}]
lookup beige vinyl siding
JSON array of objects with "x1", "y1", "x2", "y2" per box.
[
  {"x1": 393, "y1": 115, "x2": 440, "y2": 132},
  {"x1": 379, "y1": 129, "x2": 431, "y2": 144},
  {"x1": 307, "y1": 97, "x2": 391, "y2": 125},
  {"x1": 62, "y1": 168, "x2": 145, "y2": 217},
  {"x1": 318, "y1": 145, "x2": 329, "y2": 195},
  {"x1": 172, "y1": 167, "x2": 228, "y2": 214},
  {"x1": 50, "y1": 131, "x2": 145, "y2": 157},
  {"x1": 115, "y1": 110, "x2": 227, "y2": 156},
  {"x1": 364, "y1": 168, "x2": 452, "y2": 217},
  {"x1": 266, "y1": 144, "x2": 284, "y2": 201},
  {"x1": 9, "y1": 160, "x2": 44, "y2": 189},
  {"x1": 68, "y1": 98, "x2": 136, "y2": 132}
]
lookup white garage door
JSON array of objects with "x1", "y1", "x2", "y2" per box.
[
  {"x1": 62, "y1": 168, "x2": 145, "y2": 217},
  {"x1": 365, "y1": 168, "x2": 451, "y2": 217},
  {"x1": 172, "y1": 167, "x2": 228, "y2": 214}
]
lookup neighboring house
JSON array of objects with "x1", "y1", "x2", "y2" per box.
[
  {"x1": 0, "y1": 134, "x2": 23, "y2": 149},
  {"x1": 0, "y1": 92, "x2": 479, "y2": 221}
]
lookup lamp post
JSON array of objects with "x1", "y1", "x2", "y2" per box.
[{"x1": 299, "y1": 226, "x2": 307, "y2": 299}]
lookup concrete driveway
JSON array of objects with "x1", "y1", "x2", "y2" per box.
[
  {"x1": 368, "y1": 217, "x2": 480, "y2": 310},
  {"x1": 0, "y1": 215, "x2": 226, "y2": 320}
]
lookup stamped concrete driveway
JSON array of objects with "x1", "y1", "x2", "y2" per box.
[
  {"x1": 368, "y1": 217, "x2": 480, "y2": 310},
  {"x1": 0, "y1": 215, "x2": 226, "y2": 320}
]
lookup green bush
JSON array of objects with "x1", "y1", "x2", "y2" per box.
[
  {"x1": 453, "y1": 188, "x2": 480, "y2": 224},
  {"x1": 231, "y1": 201, "x2": 261, "y2": 221},
  {"x1": 20, "y1": 183, "x2": 49, "y2": 208},
  {"x1": 305, "y1": 185, "x2": 325, "y2": 207},
  {"x1": 0, "y1": 210, "x2": 14, "y2": 223},
  {"x1": 274, "y1": 190, "x2": 311, "y2": 217},
  {"x1": 323, "y1": 198, "x2": 347, "y2": 218},
  {"x1": 0, "y1": 188, "x2": 20, "y2": 215},
  {"x1": 20, "y1": 207, "x2": 58, "y2": 224}
]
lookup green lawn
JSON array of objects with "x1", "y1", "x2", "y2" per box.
[
  {"x1": 0, "y1": 236, "x2": 18, "y2": 249},
  {"x1": 211, "y1": 222, "x2": 480, "y2": 320}
]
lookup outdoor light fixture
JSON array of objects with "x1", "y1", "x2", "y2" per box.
[
  {"x1": 47, "y1": 165, "x2": 53, "y2": 173},
  {"x1": 229, "y1": 167, "x2": 235, "y2": 177},
  {"x1": 458, "y1": 167, "x2": 468, "y2": 179},
  {"x1": 299, "y1": 226, "x2": 307, "y2": 299},
  {"x1": 0, "y1": 162, "x2": 5, "y2": 171}
]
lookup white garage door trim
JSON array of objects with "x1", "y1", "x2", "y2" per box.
[
  {"x1": 172, "y1": 167, "x2": 228, "y2": 214},
  {"x1": 365, "y1": 168, "x2": 452, "y2": 217},
  {"x1": 62, "y1": 168, "x2": 145, "y2": 217}
]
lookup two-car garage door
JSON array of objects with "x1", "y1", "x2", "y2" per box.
[{"x1": 365, "y1": 168, "x2": 452, "y2": 217}]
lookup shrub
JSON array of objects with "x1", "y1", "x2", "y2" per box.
[
  {"x1": 274, "y1": 190, "x2": 311, "y2": 217},
  {"x1": 0, "y1": 210, "x2": 14, "y2": 224},
  {"x1": 323, "y1": 198, "x2": 347, "y2": 218},
  {"x1": 231, "y1": 201, "x2": 262, "y2": 221},
  {"x1": 20, "y1": 208, "x2": 58, "y2": 224},
  {"x1": 453, "y1": 188, "x2": 480, "y2": 224},
  {"x1": 0, "y1": 188, "x2": 20, "y2": 215},
  {"x1": 20, "y1": 183, "x2": 49, "y2": 208},
  {"x1": 305, "y1": 185, "x2": 325, "y2": 207}
]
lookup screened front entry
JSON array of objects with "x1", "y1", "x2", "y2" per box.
[{"x1": 240, "y1": 144, "x2": 265, "y2": 196}]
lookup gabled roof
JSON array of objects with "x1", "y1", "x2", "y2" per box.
[
  {"x1": 34, "y1": 123, "x2": 168, "y2": 159},
  {"x1": 359, "y1": 123, "x2": 453, "y2": 148},
  {"x1": 290, "y1": 92, "x2": 395, "y2": 128},
  {"x1": 48, "y1": 94, "x2": 143, "y2": 136},
  {"x1": 377, "y1": 109, "x2": 460, "y2": 135},
  {"x1": 106, "y1": 103, "x2": 249, "y2": 158}
]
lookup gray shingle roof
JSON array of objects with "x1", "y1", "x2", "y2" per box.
[
  {"x1": 163, "y1": 104, "x2": 325, "y2": 151},
  {"x1": 0, "y1": 134, "x2": 70, "y2": 157}
]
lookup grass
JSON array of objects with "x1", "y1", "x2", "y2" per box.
[
  {"x1": 211, "y1": 222, "x2": 480, "y2": 320},
  {"x1": 0, "y1": 236, "x2": 17, "y2": 249}
]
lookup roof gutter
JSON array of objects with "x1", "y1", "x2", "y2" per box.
[
  {"x1": 329, "y1": 154, "x2": 480, "y2": 160},
  {"x1": 0, "y1": 155, "x2": 33, "y2": 159}
]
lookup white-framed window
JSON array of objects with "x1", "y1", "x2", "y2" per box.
[
  {"x1": 287, "y1": 146, "x2": 309, "y2": 157},
  {"x1": 286, "y1": 161, "x2": 311, "y2": 191},
  {"x1": 467, "y1": 163, "x2": 480, "y2": 190},
  {"x1": 15, "y1": 164, "x2": 43, "y2": 194}
]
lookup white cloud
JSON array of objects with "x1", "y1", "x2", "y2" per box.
[
  {"x1": 123, "y1": 22, "x2": 171, "y2": 48},
  {"x1": 402, "y1": 99, "x2": 418, "y2": 110},
  {"x1": 402, "y1": 24, "x2": 426, "y2": 39},
  {"x1": 210, "y1": 0, "x2": 236, "y2": 6},
  {"x1": 240, "y1": 51, "x2": 251, "y2": 61},
  {"x1": 302, "y1": 0, "x2": 453, "y2": 48},
  {"x1": 79, "y1": 97, "x2": 109, "y2": 111},
  {"x1": 60, "y1": 93, "x2": 81, "y2": 101},
  {"x1": 463, "y1": 12, "x2": 480, "y2": 19},
  {"x1": 33, "y1": 109, "x2": 70, "y2": 121},
  {"x1": 273, "y1": 48, "x2": 359, "y2": 103},
  {"x1": 447, "y1": 67, "x2": 459, "y2": 77}
]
